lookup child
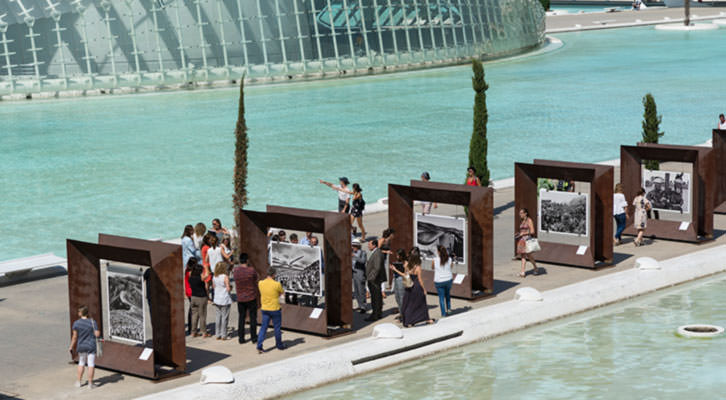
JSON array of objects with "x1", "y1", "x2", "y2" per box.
[{"x1": 68, "y1": 305, "x2": 100, "y2": 389}]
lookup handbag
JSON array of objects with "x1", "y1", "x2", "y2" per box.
[
  {"x1": 402, "y1": 274, "x2": 414, "y2": 288},
  {"x1": 525, "y1": 238, "x2": 541, "y2": 253},
  {"x1": 92, "y1": 319, "x2": 103, "y2": 358}
]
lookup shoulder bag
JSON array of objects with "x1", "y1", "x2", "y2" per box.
[
  {"x1": 92, "y1": 319, "x2": 103, "y2": 358},
  {"x1": 402, "y1": 273, "x2": 414, "y2": 288},
  {"x1": 525, "y1": 238, "x2": 541, "y2": 253}
]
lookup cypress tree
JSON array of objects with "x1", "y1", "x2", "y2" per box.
[
  {"x1": 233, "y1": 78, "x2": 249, "y2": 256},
  {"x1": 539, "y1": 0, "x2": 550, "y2": 11},
  {"x1": 641, "y1": 93, "x2": 664, "y2": 170},
  {"x1": 469, "y1": 59, "x2": 490, "y2": 185}
]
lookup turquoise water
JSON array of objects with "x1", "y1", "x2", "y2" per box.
[
  {"x1": 2, "y1": 27, "x2": 723, "y2": 261},
  {"x1": 290, "y1": 275, "x2": 726, "y2": 399}
]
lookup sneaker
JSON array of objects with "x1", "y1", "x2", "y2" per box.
[
  {"x1": 74, "y1": 381, "x2": 81, "y2": 388},
  {"x1": 88, "y1": 382, "x2": 97, "y2": 390}
]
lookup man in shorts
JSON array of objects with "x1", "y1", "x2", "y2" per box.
[{"x1": 69, "y1": 305, "x2": 101, "y2": 389}]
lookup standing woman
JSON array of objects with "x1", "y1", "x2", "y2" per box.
[
  {"x1": 188, "y1": 261, "x2": 210, "y2": 337},
  {"x1": 220, "y1": 236, "x2": 234, "y2": 263},
  {"x1": 212, "y1": 262, "x2": 233, "y2": 340},
  {"x1": 205, "y1": 236, "x2": 224, "y2": 279},
  {"x1": 184, "y1": 257, "x2": 198, "y2": 335},
  {"x1": 350, "y1": 183, "x2": 366, "y2": 240},
  {"x1": 181, "y1": 225, "x2": 201, "y2": 269},
  {"x1": 632, "y1": 187, "x2": 651, "y2": 246},
  {"x1": 211, "y1": 218, "x2": 230, "y2": 239},
  {"x1": 400, "y1": 248, "x2": 434, "y2": 327},
  {"x1": 466, "y1": 167, "x2": 482, "y2": 187},
  {"x1": 432, "y1": 246, "x2": 453, "y2": 317},
  {"x1": 420, "y1": 172, "x2": 438, "y2": 214},
  {"x1": 320, "y1": 177, "x2": 352, "y2": 213},
  {"x1": 515, "y1": 208, "x2": 539, "y2": 277},
  {"x1": 613, "y1": 183, "x2": 628, "y2": 245},
  {"x1": 388, "y1": 249, "x2": 408, "y2": 318},
  {"x1": 193, "y1": 222, "x2": 207, "y2": 250}
]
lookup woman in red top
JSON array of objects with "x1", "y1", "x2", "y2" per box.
[
  {"x1": 200, "y1": 233, "x2": 213, "y2": 285},
  {"x1": 466, "y1": 167, "x2": 482, "y2": 186},
  {"x1": 184, "y1": 257, "x2": 198, "y2": 335}
]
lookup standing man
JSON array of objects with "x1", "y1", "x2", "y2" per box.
[
  {"x1": 365, "y1": 239, "x2": 386, "y2": 321},
  {"x1": 257, "y1": 267, "x2": 286, "y2": 353},
  {"x1": 352, "y1": 239, "x2": 368, "y2": 313},
  {"x1": 718, "y1": 114, "x2": 726, "y2": 130},
  {"x1": 319, "y1": 177, "x2": 352, "y2": 213},
  {"x1": 233, "y1": 253, "x2": 258, "y2": 344}
]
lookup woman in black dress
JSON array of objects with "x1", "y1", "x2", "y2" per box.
[
  {"x1": 400, "y1": 248, "x2": 434, "y2": 327},
  {"x1": 350, "y1": 183, "x2": 366, "y2": 240}
]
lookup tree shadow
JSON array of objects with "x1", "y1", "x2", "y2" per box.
[
  {"x1": 184, "y1": 346, "x2": 231, "y2": 374},
  {"x1": 494, "y1": 200, "x2": 515, "y2": 216}
]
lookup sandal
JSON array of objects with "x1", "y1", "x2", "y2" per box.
[{"x1": 518, "y1": 272, "x2": 526, "y2": 278}]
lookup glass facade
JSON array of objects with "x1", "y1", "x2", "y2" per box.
[{"x1": 0, "y1": 0, "x2": 544, "y2": 96}]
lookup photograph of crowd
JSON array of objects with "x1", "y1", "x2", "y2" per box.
[
  {"x1": 643, "y1": 170, "x2": 690, "y2": 214},
  {"x1": 538, "y1": 189, "x2": 589, "y2": 236},
  {"x1": 269, "y1": 242, "x2": 323, "y2": 297},
  {"x1": 106, "y1": 268, "x2": 145, "y2": 344},
  {"x1": 414, "y1": 213, "x2": 466, "y2": 264}
]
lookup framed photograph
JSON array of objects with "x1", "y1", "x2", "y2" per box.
[
  {"x1": 642, "y1": 170, "x2": 690, "y2": 214},
  {"x1": 269, "y1": 242, "x2": 324, "y2": 297},
  {"x1": 414, "y1": 213, "x2": 466, "y2": 265},
  {"x1": 538, "y1": 189, "x2": 589, "y2": 237},
  {"x1": 105, "y1": 265, "x2": 146, "y2": 344}
]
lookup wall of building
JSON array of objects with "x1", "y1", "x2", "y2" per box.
[{"x1": 0, "y1": 0, "x2": 545, "y2": 96}]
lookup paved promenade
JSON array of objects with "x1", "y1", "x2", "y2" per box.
[
  {"x1": 3, "y1": 165, "x2": 726, "y2": 399},
  {"x1": 547, "y1": 6, "x2": 726, "y2": 32}
]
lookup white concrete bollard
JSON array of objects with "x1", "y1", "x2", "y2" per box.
[
  {"x1": 372, "y1": 323, "x2": 404, "y2": 339},
  {"x1": 200, "y1": 366, "x2": 235, "y2": 384},
  {"x1": 635, "y1": 257, "x2": 661, "y2": 270},
  {"x1": 514, "y1": 287, "x2": 543, "y2": 302}
]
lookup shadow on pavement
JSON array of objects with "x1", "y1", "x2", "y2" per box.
[
  {"x1": 184, "y1": 347, "x2": 231, "y2": 374},
  {"x1": 96, "y1": 373, "x2": 125, "y2": 387},
  {"x1": 492, "y1": 279, "x2": 520, "y2": 295},
  {"x1": 494, "y1": 201, "x2": 515, "y2": 216}
]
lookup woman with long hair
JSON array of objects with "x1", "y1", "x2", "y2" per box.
[
  {"x1": 205, "y1": 235, "x2": 223, "y2": 281},
  {"x1": 432, "y1": 246, "x2": 453, "y2": 317},
  {"x1": 193, "y1": 222, "x2": 206, "y2": 250},
  {"x1": 515, "y1": 208, "x2": 539, "y2": 277},
  {"x1": 220, "y1": 236, "x2": 233, "y2": 263},
  {"x1": 212, "y1": 262, "x2": 233, "y2": 340},
  {"x1": 188, "y1": 260, "x2": 210, "y2": 337},
  {"x1": 184, "y1": 257, "x2": 198, "y2": 335},
  {"x1": 400, "y1": 248, "x2": 434, "y2": 327},
  {"x1": 211, "y1": 218, "x2": 229, "y2": 240},
  {"x1": 632, "y1": 187, "x2": 651, "y2": 246},
  {"x1": 181, "y1": 225, "x2": 200, "y2": 270},
  {"x1": 388, "y1": 249, "x2": 408, "y2": 318},
  {"x1": 350, "y1": 183, "x2": 366, "y2": 240},
  {"x1": 613, "y1": 183, "x2": 628, "y2": 246}
]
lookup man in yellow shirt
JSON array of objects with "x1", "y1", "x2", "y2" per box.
[{"x1": 256, "y1": 267, "x2": 286, "y2": 353}]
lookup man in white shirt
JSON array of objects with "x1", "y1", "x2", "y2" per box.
[{"x1": 718, "y1": 114, "x2": 726, "y2": 130}]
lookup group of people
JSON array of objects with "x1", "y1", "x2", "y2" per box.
[{"x1": 352, "y1": 229, "x2": 455, "y2": 326}]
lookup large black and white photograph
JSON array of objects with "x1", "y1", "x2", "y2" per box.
[
  {"x1": 643, "y1": 170, "x2": 690, "y2": 214},
  {"x1": 414, "y1": 213, "x2": 466, "y2": 265},
  {"x1": 106, "y1": 267, "x2": 145, "y2": 344},
  {"x1": 269, "y1": 242, "x2": 323, "y2": 297},
  {"x1": 538, "y1": 189, "x2": 589, "y2": 236}
]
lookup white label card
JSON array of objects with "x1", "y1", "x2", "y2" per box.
[
  {"x1": 139, "y1": 348, "x2": 153, "y2": 361},
  {"x1": 453, "y1": 274, "x2": 466, "y2": 285},
  {"x1": 309, "y1": 308, "x2": 324, "y2": 319},
  {"x1": 678, "y1": 222, "x2": 690, "y2": 231},
  {"x1": 576, "y1": 245, "x2": 588, "y2": 255}
]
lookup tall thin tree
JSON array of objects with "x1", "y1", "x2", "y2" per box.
[
  {"x1": 469, "y1": 58, "x2": 490, "y2": 185},
  {"x1": 641, "y1": 93, "x2": 664, "y2": 170},
  {"x1": 233, "y1": 78, "x2": 249, "y2": 256}
]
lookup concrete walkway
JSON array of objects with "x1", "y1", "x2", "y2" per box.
[
  {"x1": 3, "y1": 171, "x2": 726, "y2": 399},
  {"x1": 547, "y1": 6, "x2": 726, "y2": 32}
]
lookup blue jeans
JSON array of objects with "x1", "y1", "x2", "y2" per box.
[
  {"x1": 614, "y1": 213, "x2": 626, "y2": 240},
  {"x1": 257, "y1": 309, "x2": 283, "y2": 350},
  {"x1": 435, "y1": 280, "x2": 453, "y2": 316}
]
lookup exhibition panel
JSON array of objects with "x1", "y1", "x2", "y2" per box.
[
  {"x1": 712, "y1": 129, "x2": 726, "y2": 214},
  {"x1": 620, "y1": 144, "x2": 715, "y2": 242},
  {"x1": 388, "y1": 180, "x2": 493, "y2": 299},
  {"x1": 66, "y1": 234, "x2": 185, "y2": 379},
  {"x1": 238, "y1": 206, "x2": 352, "y2": 336},
  {"x1": 514, "y1": 160, "x2": 614, "y2": 268}
]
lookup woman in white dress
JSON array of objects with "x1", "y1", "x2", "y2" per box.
[{"x1": 212, "y1": 262, "x2": 233, "y2": 340}]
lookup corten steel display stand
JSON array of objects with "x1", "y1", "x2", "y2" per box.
[
  {"x1": 238, "y1": 206, "x2": 352, "y2": 337},
  {"x1": 620, "y1": 143, "x2": 715, "y2": 242},
  {"x1": 388, "y1": 181, "x2": 493, "y2": 299},
  {"x1": 66, "y1": 234, "x2": 185, "y2": 379},
  {"x1": 713, "y1": 129, "x2": 726, "y2": 213},
  {"x1": 514, "y1": 160, "x2": 614, "y2": 268}
]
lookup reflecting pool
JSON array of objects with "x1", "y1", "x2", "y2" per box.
[
  {"x1": 290, "y1": 275, "x2": 726, "y2": 399},
  {"x1": 2, "y1": 26, "x2": 723, "y2": 261}
]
